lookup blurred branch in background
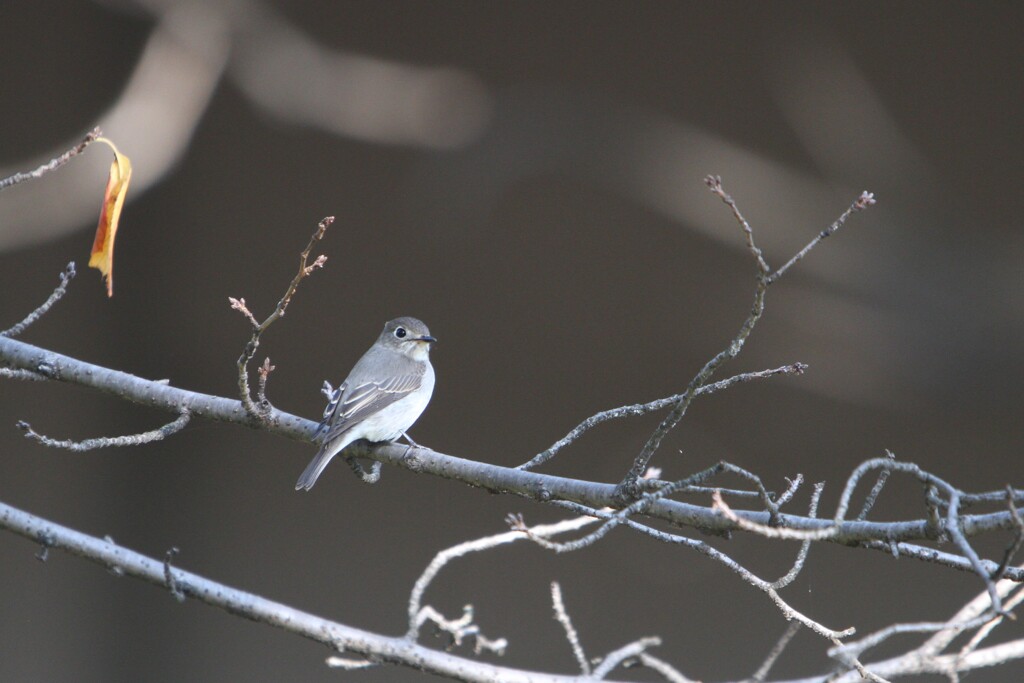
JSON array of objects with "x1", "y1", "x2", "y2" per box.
[
  {"x1": 0, "y1": 0, "x2": 489, "y2": 252},
  {"x1": 0, "y1": 3, "x2": 228, "y2": 251}
]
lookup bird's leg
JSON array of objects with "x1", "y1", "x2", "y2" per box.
[{"x1": 395, "y1": 432, "x2": 419, "y2": 448}]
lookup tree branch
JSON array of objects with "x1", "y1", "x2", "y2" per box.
[
  {"x1": 0, "y1": 498, "x2": 638, "y2": 683},
  {"x1": 0, "y1": 128, "x2": 100, "y2": 191},
  {"x1": 17, "y1": 410, "x2": 190, "y2": 451},
  {"x1": 0, "y1": 262, "x2": 76, "y2": 338},
  {"x1": 230, "y1": 216, "x2": 332, "y2": 419},
  {"x1": 2, "y1": 333, "x2": 1022, "y2": 570}
]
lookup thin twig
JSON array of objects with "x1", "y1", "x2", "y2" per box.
[
  {"x1": 827, "y1": 567, "x2": 1024, "y2": 678},
  {"x1": 988, "y1": 487, "x2": 1024, "y2": 581},
  {"x1": 0, "y1": 498, "x2": 646, "y2": 683},
  {"x1": 770, "y1": 482, "x2": 824, "y2": 589},
  {"x1": 614, "y1": 180, "x2": 874, "y2": 505},
  {"x1": 406, "y1": 516, "x2": 598, "y2": 640},
  {"x1": 0, "y1": 128, "x2": 101, "y2": 191},
  {"x1": 828, "y1": 635, "x2": 891, "y2": 683},
  {"x1": 232, "y1": 216, "x2": 333, "y2": 419},
  {"x1": 775, "y1": 474, "x2": 806, "y2": 508},
  {"x1": 610, "y1": 178, "x2": 773, "y2": 503},
  {"x1": 956, "y1": 583, "x2": 1024, "y2": 664},
  {"x1": 415, "y1": 605, "x2": 507, "y2": 656},
  {"x1": 768, "y1": 191, "x2": 876, "y2": 285},
  {"x1": 591, "y1": 637, "x2": 661, "y2": 679},
  {"x1": 257, "y1": 357, "x2": 275, "y2": 409},
  {"x1": 512, "y1": 464, "x2": 736, "y2": 553},
  {"x1": 528, "y1": 502, "x2": 856, "y2": 642},
  {"x1": 550, "y1": 582, "x2": 590, "y2": 675},
  {"x1": 1, "y1": 262, "x2": 77, "y2": 338},
  {"x1": 163, "y1": 547, "x2": 186, "y2": 602},
  {"x1": 836, "y1": 457, "x2": 1006, "y2": 615},
  {"x1": 624, "y1": 653, "x2": 697, "y2": 683},
  {"x1": 714, "y1": 490, "x2": 839, "y2": 541},
  {"x1": 918, "y1": 563, "x2": 1024, "y2": 658},
  {"x1": 857, "y1": 450, "x2": 895, "y2": 521},
  {"x1": 750, "y1": 622, "x2": 801, "y2": 682},
  {"x1": 18, "y1": 410, "x2": 191, "y2": 451},
  {"x1": 519, "y1": 363, "x2": 806, "y2": 471}
]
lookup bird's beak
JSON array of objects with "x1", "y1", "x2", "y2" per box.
[{"x1": 417, "y1": 335, "x2": 437, "y2": 343}]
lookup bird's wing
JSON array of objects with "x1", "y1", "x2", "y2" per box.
[
  {"x1": 315, "y1": 381, "x2": 347, "y2": 436},
  {"x1": 297, "y1": 373, "x2": 424, "y2": 491},
  {"x1": 320, "y1": 373, "x2": 424, "y2": 444}
]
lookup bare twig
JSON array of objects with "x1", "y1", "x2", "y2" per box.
[
  {"x1": 856, "y1": 450, "x2": 895, "y2": 521},
  {"x1": 918, "y1": 564, "x2": 1024, "y2": 659},
  {"x1": 0, "y1": 128, "x2": 101, "y2": 191},
  {"x1": 523, "y1": 502, "x2": 856, "y2": 642},
  {"x1": 0, "y1": 498, "x2": 647, "y2": 683},
  {"x1": 613, "y1": 179, "x2": 874, "y2": 505},
  {"x1": 956, "y1": 583, "x2": 1024, "y2": 668},
  {"x1": 1, "y1": 262, "x2": 77, "y2": 338},
  {"x1": 836, "y1": 457, "x2": 1007, "y2": 615},
  {"x1": 406, "y1": 516, "x2": 598, "y2": 640},
  {"x1": 17, "y1": 410, "x2": 191, "y2": 451},
  {"x1": 591, "y1": 637, "x2": 661, "y2": 679},
  {"x1": 768, "y1": 191, "x2": 876, "y2": 285},
  {"x1": 550, "y1": 582, "x2": 590, "y2": 675},
  {"x1": 828, "y1": 636, "x2": 891, "y2": 683},
  {"x1": 231, "y1": 216, "x2": 333, "y2": 419},
  {"x1": 163, "y1": 547, "x2": 186, "y2": 602},
  {"x1": 858, "y1": 537, "x2": 1023, "y2": 580},
  {"x1": 610, "y1": 179, "x2": 770, "y2": 503},
  {"x1": 257, "y1": 357, "x2": 275, "y2": 409},
  {"x1": 519, "y1": 363, "x2": 806, "y2": 471},
  {"x1": 625, "y1": 652, "x2": 697, "y2": 682},
  {"x1": 714, "y1": 490, "x2": 839, "y2": 542},
  {"x1": 775, "y1": 474, "x2": 805, "y2": 508},
  {"x1": 823, "y1": 568, "x2": 1024, "y2": 682},
  {"x1": 750, "y1": 622, "x2": 801, "y2": 682},
  {"x1": 989, "y1": 487, "x2": 1024, "y2": 582},
  {"x1": 511, "y1": 463, "x2": 739, "y2": 554},
  {"x1": 770, "y1": 482, "x2": 824, "y2": 589},
  {"x1": 415, "y1": 605, "x2": 507, "y2": 656},
  {"x1": 651, "y1": 483, "x2": 767, "y2": 499}
]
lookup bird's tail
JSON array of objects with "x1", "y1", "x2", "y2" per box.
[{"x1": 295, "y1": 444, "x2": 338, "y2": 491}]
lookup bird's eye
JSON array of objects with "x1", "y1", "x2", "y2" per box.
[{"x1": 394, "y1": 327, "x2": 407, "y2": 339}]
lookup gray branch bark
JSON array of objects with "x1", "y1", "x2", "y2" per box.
[
  {"x1": 1, "y1": 333, "x2": 1020, "y2": 574},
  {"x1": 0, "y1": 497, "x2": 630, "y2": 683}
]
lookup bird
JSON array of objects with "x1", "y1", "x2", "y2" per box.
[{"x1": 295, "y1": 317, "x2": 436, "y2": 490}]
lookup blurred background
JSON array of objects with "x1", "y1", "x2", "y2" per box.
[{"x1": 1, "y1": 1, "x2": 1022, "y2": 681}]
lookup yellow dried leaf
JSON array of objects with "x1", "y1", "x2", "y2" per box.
[{"x1": 89, "y1": 138, "x2": 132, "y2": 297}]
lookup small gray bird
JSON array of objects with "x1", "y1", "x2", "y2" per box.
[{"x1": 295, "y1": 317, "x2": 436, "y2": 490}]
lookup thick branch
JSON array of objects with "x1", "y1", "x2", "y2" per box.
[
  {"x1": 2, "y1": 334, "x2": 1022, "y2": 567},
  {"x1": 0, "y1": 499, "x2": 633, "y2": 683},
  {"x1": 0, "y1": 335, "x2": 312, "y2": 438}
]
